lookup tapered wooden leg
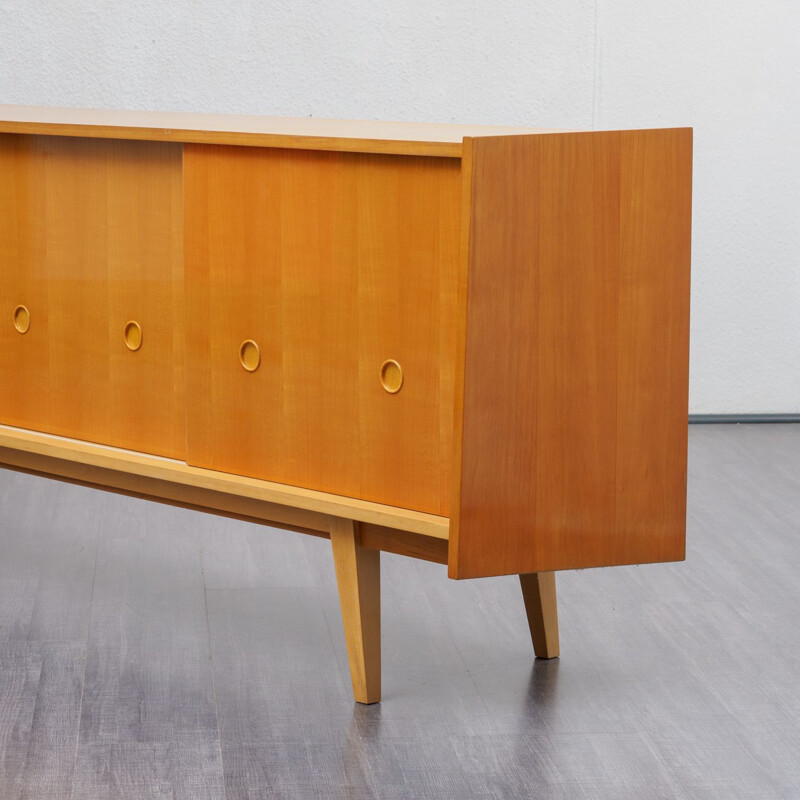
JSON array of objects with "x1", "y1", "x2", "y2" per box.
[
  {"x1": 329, "y1": 517, "x2": 381, "y2": 704},
  {"x1": 520, "y1": 572, "x2": 560, "y2": 659}
]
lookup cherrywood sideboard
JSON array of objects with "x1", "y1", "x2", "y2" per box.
[{"x1": 0, "y1": 105, "x2": 692, "y2": 703}]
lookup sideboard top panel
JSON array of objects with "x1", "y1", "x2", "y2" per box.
[{"x1": 0, "y1": 105, "x2": 563, "y2": 157}]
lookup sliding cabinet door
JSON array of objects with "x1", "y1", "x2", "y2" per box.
[
  {"x1": 184, "y1": 145, "x2": 460, "y2": 514},
  {"x1": 0, "y1": 134, "x2": 184, "y2": 457}
]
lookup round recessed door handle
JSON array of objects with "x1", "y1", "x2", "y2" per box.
[
  {"x1": 123, "y1": 320, "x2": 143, "y2": 351},
  {"x1": 239, "y1": 339, "x2": 261, "y2": 372},
  {"x1": 13, "y1": 305, "x2": 30, "y2": 334},
  {"x1": 379, "y1": 359, "x2": 403, "y2": 394}
]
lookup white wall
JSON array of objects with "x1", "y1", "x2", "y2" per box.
[{"x1": 1, "y1": 0, "x2": 798, "y2": 413}]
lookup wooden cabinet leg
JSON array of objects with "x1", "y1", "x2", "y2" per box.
[
  {"x1": 329, "y1": 517, "x2": 381, "y2": 704},
  {"x1": 519, "y1": 572, "x2": 560, "y2": 659}
]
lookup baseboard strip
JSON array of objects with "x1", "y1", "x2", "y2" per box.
[{"x1": 689, "y1": 413, "x2": 800, "y2": 424}]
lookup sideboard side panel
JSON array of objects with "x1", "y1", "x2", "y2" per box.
[{"x1": 450, "y1": 129, "x2": 692, "y2": 579}]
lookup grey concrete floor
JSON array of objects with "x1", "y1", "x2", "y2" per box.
[{"x1": 0, "y1": 423, "x2": 799, "y2": 799}]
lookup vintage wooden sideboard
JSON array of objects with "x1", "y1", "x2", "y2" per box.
[{"x1": 0, "y1": 105, "x2": 692, "y2": 703}]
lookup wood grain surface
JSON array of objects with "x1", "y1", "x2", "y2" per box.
[
  {"x1": 184, "y1": 145, "x2": 460, "y2": 515},
  {"x1": 451, "y1": 129, "x2": 692, "y2": 578},
  {"x1": 0, "y1": 104, "x2": 562, "y2": 158},
  {"x1": 0, "y1": 122, "x2": 691, "y2": 582},
  {"x1": 0, "y1": 134, "x2": 185, "y2": 458}
]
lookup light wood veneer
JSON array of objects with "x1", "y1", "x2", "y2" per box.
[
  {"x1": 0, "y1": 134, "x2": 185, "y2": 459},
  {"x1": 184, "y1": 146, "x2": 460, "y2": 514},
  {"x1": 0, "y1": 104, "x2": 562, "y2": 157},
  {"x1": 0, "y1": 106, "x2": 692, "y2": 703},
  {"x1": 451, "y1": 129, "x2": 692, "y2": 578}
]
